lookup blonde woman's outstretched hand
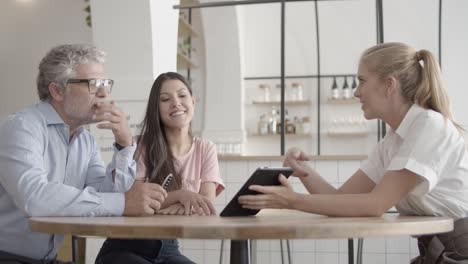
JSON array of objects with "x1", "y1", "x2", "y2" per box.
[
  {"x1": 238, "y1": 174, "x2": 298, "y2": 210},
  {"x1": 283, "y1": 147, "x2": 313, "y2": 177}
]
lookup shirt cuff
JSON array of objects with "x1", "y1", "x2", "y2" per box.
[
  {"x1": 114, "y1": 142, "x2": 137, "y2": 167},
  {"x1": 100, "y1": 192, "x2": 125, "y2": 216},
  {"x1": 113, "y1": 141, "x2": 137, "y2": 155},
  {"x1": 112, "y1": 142, "x2": 137, "y2": 192}
]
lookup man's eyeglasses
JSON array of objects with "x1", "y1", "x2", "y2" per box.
[{"x1": 66, "y1": 79, "x2": 114, "y2": 94}]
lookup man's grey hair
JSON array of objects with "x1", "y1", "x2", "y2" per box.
[{"x1": 36, "y1": 44, "x2": 106, "y2": 101}]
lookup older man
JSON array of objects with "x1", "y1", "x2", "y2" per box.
[{"x1": 0, "y1": 44, "x2": 166, "y2": 264}]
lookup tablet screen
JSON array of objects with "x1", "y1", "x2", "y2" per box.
[{"x1": 220, "y1": 167, "x2": 294, "y2": 217}]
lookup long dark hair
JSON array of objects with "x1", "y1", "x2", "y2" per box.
[{"x1": 137, "y1": 72, "x2": 193, "y2": 190}]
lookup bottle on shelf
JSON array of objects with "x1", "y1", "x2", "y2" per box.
[
  {"x1": 258, "y1": 84, "x2": 271, "y2": 102},
  {"x1": 331, "y1": 76, "x2": 340, "y2": 99},
  {"x1": 285, "y1": 83, "x2": 291, "y2": 101},
  {"x1": 342, "y1": 76, "x2": 351, "y2": 99},
  {"x1": 275, "y1": 83, "x2": 289, "y2": 102},
  {"x1": 291, "y1": 82, "x2": 304, "y2": 101},
  {"x1": 301, "y1": 116, "x2": 311, "y2": 134},
  {"x1": 257, "y1": 113, "x2": 269, "y2": 136},
  {"x1": 294, "y1": 116, "x2": 303, "y2": 134},
  {"x1": 285, "y1": 110, "x2": 296, "y2": 134},
  {"x1": 275, "y1": 84, "x2": 281, "y2": 102},
  {"x1": 269, "y1": 107, "x2": 278, "y2": 135},
  {"x1": 275, "y1": 108, "x2": 282, "y2": 134}
]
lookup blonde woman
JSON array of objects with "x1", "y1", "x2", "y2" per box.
[{"x1": 239, "y1": 42, "x2": 468, "y2": 263}]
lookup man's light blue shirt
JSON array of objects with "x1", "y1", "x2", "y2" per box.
[{"x1": 0, "y1": 102, "x2": 136, "y2": 259}]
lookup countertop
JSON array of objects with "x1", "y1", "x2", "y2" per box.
[{"x1": 218, "y1": 155, "x2": 367, "y2": 161}]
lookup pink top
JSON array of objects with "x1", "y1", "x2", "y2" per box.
[{"x1": 136, "y1": 137, "x2": 225, "y2": 195}]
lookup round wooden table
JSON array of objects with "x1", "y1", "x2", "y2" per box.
[{"x1": 29, "y1": 209, "x2": 453, "y2": 264}]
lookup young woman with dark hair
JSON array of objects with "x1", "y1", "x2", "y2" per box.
[{"x1": 96, "y1": 72, "x2": 225, "y2": 264}]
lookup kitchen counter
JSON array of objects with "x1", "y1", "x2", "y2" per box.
[{"x1": 218, "y1": 155, "x2": 367, "y2": 161}]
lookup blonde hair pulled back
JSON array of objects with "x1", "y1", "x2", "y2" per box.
[{"x1": 360, "y1": 42, "x2": 462, "y2": 130}]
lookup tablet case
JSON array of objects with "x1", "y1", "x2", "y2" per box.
[{"x1": 220, "y1": 167, "x2": 294, "y2": 217}]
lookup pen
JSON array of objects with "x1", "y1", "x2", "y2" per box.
[{"x1": 161, "y1": 173, "x2": 173, "y2": 190}]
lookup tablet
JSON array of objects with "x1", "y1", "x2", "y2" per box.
[{"x1": 220, "y1": 167, "x2": 294, "y2": 217}]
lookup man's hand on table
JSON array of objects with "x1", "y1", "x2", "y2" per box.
[{"x1": 123, "y1": 181, "x2": 167, "y2": 216}]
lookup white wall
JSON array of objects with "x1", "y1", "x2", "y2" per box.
[
  {"x1": 442, "y1": 0, "x2": 468, "y2": 136},
  {"x1": 384, "y1": 0, "x2": 439, "y2": 55},
  {"x1": 203, "y1": 0, "x2": 468, "y2": 155},
  {"x1": 0, "y1": 0, "x2": 92, "y2": 116},
  {"x1": 90, "y1": 0, "x2": 179, "y2": 102}
]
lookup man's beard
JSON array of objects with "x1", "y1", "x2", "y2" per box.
[{"x1": 63, "y1": 98, "x2": 95, "y2": 127}]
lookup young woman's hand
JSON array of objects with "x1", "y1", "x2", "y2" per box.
[
  {"x1": 157, "y1": 203, "x2": 186, "y2": 215},
  {"x1": 177, "y1": 190, "x2": 216, "y2": 216},
  {"x1": 238, "y1": 175, "x2": 298, "y2": 210},
  {"x1": 283, "y1": 147, "x2": 313, "y2": 177}
]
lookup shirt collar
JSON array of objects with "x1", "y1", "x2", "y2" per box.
[
  {"x1": 36, "y1": 101, "x2": 85, "y2": 136},
  {"x1": 37, "y1": 101, "x2": 65, "y2": 125},
  {"x1": 395, "y1": 104, "x2": 425, "y2": 139}
]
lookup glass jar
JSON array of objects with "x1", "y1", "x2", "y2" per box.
[
  {"x1": 269, "y1": 107, "x2": 278, "y2": 134},
  {"x1": 257, "y1": 114, "x2": 269, "y2": 136},
  {"x1": 275, "y1": 84, "x2": 282, "y2": 102},
  {"x1": 258, "y1": 84, "x2": 271, "y2": 102},
  {"x1": 302, "y1": 116, "x2": 311, "y2": 134},
  {"x1": 291, "y1": 82, "x2": 304, "y2": 101},
  {"x1": 294, "y1": 116, "x2": 303, "y2": 134},
  {"x1": 286, "y1": 119, "x2": 296, "y2": 134},
  {"x1": 275, "y1": 108, "x2": 282, "y2": 134}
]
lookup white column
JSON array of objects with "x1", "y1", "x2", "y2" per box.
[
  {"x1": 200, "y1": 6, "x2": 245, "y2": 143},
  {"x1": 443, "y1": 0, "x2": 468, "y2": 141}
]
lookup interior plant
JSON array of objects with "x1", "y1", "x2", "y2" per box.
[
  {"x1": 178, "y1": 37, "x2": 196, "y2": 56},
  {"x1": 84, "y1": 0, "x2": 91, "y2": 27}
]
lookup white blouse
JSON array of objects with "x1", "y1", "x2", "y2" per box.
[{"x1": 361, "y1": 104, "x2": 468, "y2": 219}]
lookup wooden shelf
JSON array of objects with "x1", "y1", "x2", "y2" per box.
[
  {"x1": 327, "y1": 131, "x2": 369, "y2": 137},
  {"x1": 251, "y1": 100, "x2": 311, "y2": 106},
  {"x1": 178, "y1": 17, "x2": 200, "y2": 37},
  {"x1": 180, "y1": 0, "x2": 200, "y2": 4},
  {"x1": 248, "y1": 133, "x2": 312, "y2": 138},
  {"x1": 177, "y1": 51, "x2": 198, "y2": 69},
  {"x1": 327, "y1": 98, "x2": 359, "y2": 104}
]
